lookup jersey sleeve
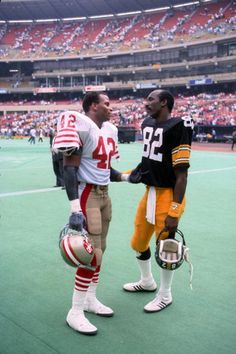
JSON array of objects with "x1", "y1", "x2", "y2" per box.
[
  {"x1": 52, "y1": 111, "x2": 87, "y2": 152},
  {"x1": 112, "y1": 126, "x2": 120, "y2": 160},
  {"x1": 107, "y1": 123, "x2": 120, "y2": 160},
  {"x1": 171, "y1": 118, "x2": 194, "y2": 168}
]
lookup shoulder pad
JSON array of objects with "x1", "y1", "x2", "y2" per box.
[{"x1": 103, "y1": 121, "x2": 118, "y2": 132}]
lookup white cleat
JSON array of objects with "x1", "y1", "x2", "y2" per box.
[
  {"x1": 144, "y1": 293, "x2": 172, "y2": 313},
  {"x1": 123, "y1": 280, "x2": 157, "y2": 292},
  {"x1": 66, "y1": 309, "x2": 97, "y2": 335},
  {"x1": 84, "y1": 298, "x2": 114, "y2": 317}
]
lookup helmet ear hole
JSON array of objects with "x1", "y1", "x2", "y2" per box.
[{"x1": 59, "y1": 225, "x2": 94, "y2": 267}]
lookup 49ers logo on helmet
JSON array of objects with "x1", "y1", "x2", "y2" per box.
[
  {"x1": 59, "y1": 225, "x2": 95, "y2": 267},
  {"x1": 83, "y1": 239, "x2": 94, "y2": 254}
]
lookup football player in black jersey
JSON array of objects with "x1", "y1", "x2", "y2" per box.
[{"x1": 123, "y1": 90, "x2": 193, "y2": 312}]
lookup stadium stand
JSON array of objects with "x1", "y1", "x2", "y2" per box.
[
  {"x1": 0, "y1": 1, "x2": 235, "y2": 58},
  {"x1": 0, "y1": 93, "x2": 235, "y2": 140},
  {"x1": 0, "y1": 0, "x2": 235, "y2": 142}
]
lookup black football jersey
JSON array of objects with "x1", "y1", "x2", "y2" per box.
[{"x1": 139, "y1": 116, "x2": 193, "y2": 187}]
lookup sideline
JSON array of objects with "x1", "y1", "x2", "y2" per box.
[{"x1": 0, "y1": 166, "x2": 236, "y2": 198}]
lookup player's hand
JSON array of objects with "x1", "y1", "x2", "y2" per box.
[
  {"x1": 128, "y1": 171, "x2": 141, "y2": 183},
  {"x1": 129, "y1": 163, "x2": 149, "y2": 184},
  {"x1": 69, "y1": 211, "x2": 86, "y2": 232},
  {"x1": 164, "y1": 215, "x2": 178, "y2": 233}
]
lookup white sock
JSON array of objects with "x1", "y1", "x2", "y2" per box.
[
  {"x1": 136, "y1": 257, "x2": 155, "y2": 285},
  {"x1": 159, "y1": 269, "x2": 175, "y2": 298},
  {"x1": 85, "y1": 265, "x2": 100, "y2": 302},
  {"x1": 72, "y1": 289, "x2": 87, "y2": 312},
  {"x1": 72, "y1": 266, "x2": 95, "y2": 311},
  {"x1": 86, "y1": 282, "x2": 98, "y2": 302}
]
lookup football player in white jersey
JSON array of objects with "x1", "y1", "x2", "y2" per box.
[{"x1": 53, "y1": 92, "x2": 127, "y2": 335}]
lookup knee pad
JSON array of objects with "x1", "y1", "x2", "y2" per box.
[{"x1": 136, "y1": 248, "x2": 151, "y2": 260}]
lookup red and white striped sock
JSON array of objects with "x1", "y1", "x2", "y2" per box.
[
  {"x1": 72, "y1": 267, "x2": 95, "y2": 311},
  {"x1": 86, "y1": 265, "x2": 101, "y2": 300},
  {"x1": 92, "y1": 265, "x2": 100, "y2": 285}
]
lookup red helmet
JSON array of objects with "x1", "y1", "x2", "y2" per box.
[{"x1": 59, "y1": 224, "x2": 94, "y2": 267}]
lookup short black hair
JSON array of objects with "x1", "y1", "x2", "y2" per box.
[
  {"x1": 158, "y1": 90, "x2": 174, "y2": 112},
  {"x1": 82, "y1": 92, "x2": 101, "y2": 113}
]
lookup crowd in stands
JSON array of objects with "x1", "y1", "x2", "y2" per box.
[
  {"x1": 113, "y1": 92, "x2": 236, "y2": 130},
  {"x1": 0, "y1": 0, "x2": 235, "y2": 59},
  {"x1": 0, "y1": 92, "x2": 235, "y2": 139}
]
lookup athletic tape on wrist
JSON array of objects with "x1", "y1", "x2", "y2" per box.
[
  {"x1": 168, "y1": 202, "x2": 182, "y2": 218},
  {"x1": 70, "y1": 199, "x2": 81, "y2": 213},
  {"x1": 121, "y1": 174, "x2": 130, "y2": 182}
]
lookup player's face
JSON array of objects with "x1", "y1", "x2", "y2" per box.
[
  {"x1": 96, "y1": 94, "x2": 112, "y2": 122},
  {"x1": 145, "y1": 91, "x2": 162, "y2": 117}
]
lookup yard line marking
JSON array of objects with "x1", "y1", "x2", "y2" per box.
[
  {"x1": 0, "y1": 187, "x2": 62, "y2": 198},
  {"x1": 0, "y1": 166, "x2": 235, "y2": 198},
  {"x1": 189, "y1": 166, "x2": 236, "y2": 174}
]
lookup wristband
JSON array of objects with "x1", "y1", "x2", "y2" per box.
[
  {"x1": 168, "y1": 202, "x2": 182, "y2": 218},
  {"x1": 70, "y1": 199, "x2": 82, "y2": 213},
  {"x1": 121, "y1": 174, "x2": 130, "y2": 182}
]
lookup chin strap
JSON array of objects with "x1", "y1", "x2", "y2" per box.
[{"x1": 183, "y1": 246, "x2": 193, "y2": 290}]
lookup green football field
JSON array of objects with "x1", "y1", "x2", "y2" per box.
[{"x1": 0, "y1": 138, "x2": 236, "y2": 354}]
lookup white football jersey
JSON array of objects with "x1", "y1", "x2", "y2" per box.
[{"x1": 53, "y1": 110, "x2": 119, "y2": 185}]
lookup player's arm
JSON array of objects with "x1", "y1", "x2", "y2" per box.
[
  {"x1": 110, "y1": 167, "x2": 130, "y2": 182},
  {"x1": 172, "y1": 166, "x2": 188, "y2": 204},
  {"x1": 165, "y1": 119, "x2": 193, "y2": 232},
  {"x1": 164, "y1": 166, "x2": 188, "y2": 232},
  {"x1": 110, "y1": 163, "x2": 143, "y2": 183},
  {"x1": 63, "y1": 150, "x2": 86, "y2": 232}
]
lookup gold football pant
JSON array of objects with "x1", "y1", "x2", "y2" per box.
[
  {"x1": 79, "y1": 183, "x2": 111, "y2": 265},
  {"x1": 131, "y1": 186, "x2": 186, "y2": 253}
]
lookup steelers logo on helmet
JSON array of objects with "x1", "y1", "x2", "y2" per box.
[
  {"x1": 155, "y1": 229, "x2": 186, "y2": 271},
  {"x1": 59, "y1": 224, "x2": 94, "y2": 267}
]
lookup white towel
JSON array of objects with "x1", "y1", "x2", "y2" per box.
[{"x1": 146, "y1": 186, "x2": 156, "y2": 224}]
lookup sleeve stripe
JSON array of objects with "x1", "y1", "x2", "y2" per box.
[
  {"x1": 173, "y1": 158, "x2": 190, "y2": 166},
  {"x1": 172, "y1": 142, "x2": 191, "y2": 167},
  {"x1": 172, "y1": 145, "x2": 191, "y2": 155},
  {"x1": 54, "y1": 139, "x2": 80, "y2": 144},
  {"x1": 56, "y1": 134, "x2": 78, "y2": 138},
  {"x1": 57, "y1": 128, "x2": 76, "y2": 133}
]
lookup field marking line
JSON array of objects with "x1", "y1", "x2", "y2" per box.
[
  {"x1": 0, "y1": 166, "x2": 235, "y2": 198},
  {"x1": 189, "y1": 166, "x2": 236, "y2": 174},
  {"x1": 0, "y1": 187, "x2": 62, "y2": 198}
]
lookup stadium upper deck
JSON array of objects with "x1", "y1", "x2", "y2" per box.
[
  {"x1": 0, "y1": 0, "x2": 235, "y2": 99},
  {"x1": 0, "y1": 0, "x2": 235, "y2": 59}
]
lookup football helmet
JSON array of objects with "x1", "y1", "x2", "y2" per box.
[
  {"x1": 59, "y1": 224, "x2": 94, "y2": 267},
  {"x1": 155, "y1": 229, "x2": 188, "y2": 271}
]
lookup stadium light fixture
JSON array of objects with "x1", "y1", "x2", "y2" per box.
[
  {"x1": 62, "y1": 17, "x2": 87, "y2": 21},
  {"x1": 144, "y1": 7, "x2": 170, "y2": 12},
  {"x1": 8, "y1": 19, "x2": 34, "y2": 23},
  {"x1": 35, "y1": 19, "x2": 58, "y2": 23},
  {"x1": 92, "y1": 55, "x2": 108, "y2": 59},
  {"x1": 0, "y1": 21, "x2": 6, "y2": 23},
  {"x1": 173, "y1": 1, "x2": 199, "y2": 8},
  {"x1": 117, "y1": 11, "x2": 142, "y2": 17},
  {"x1": 89, "y1": 14, "x2": 114, "y2": 19}
]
